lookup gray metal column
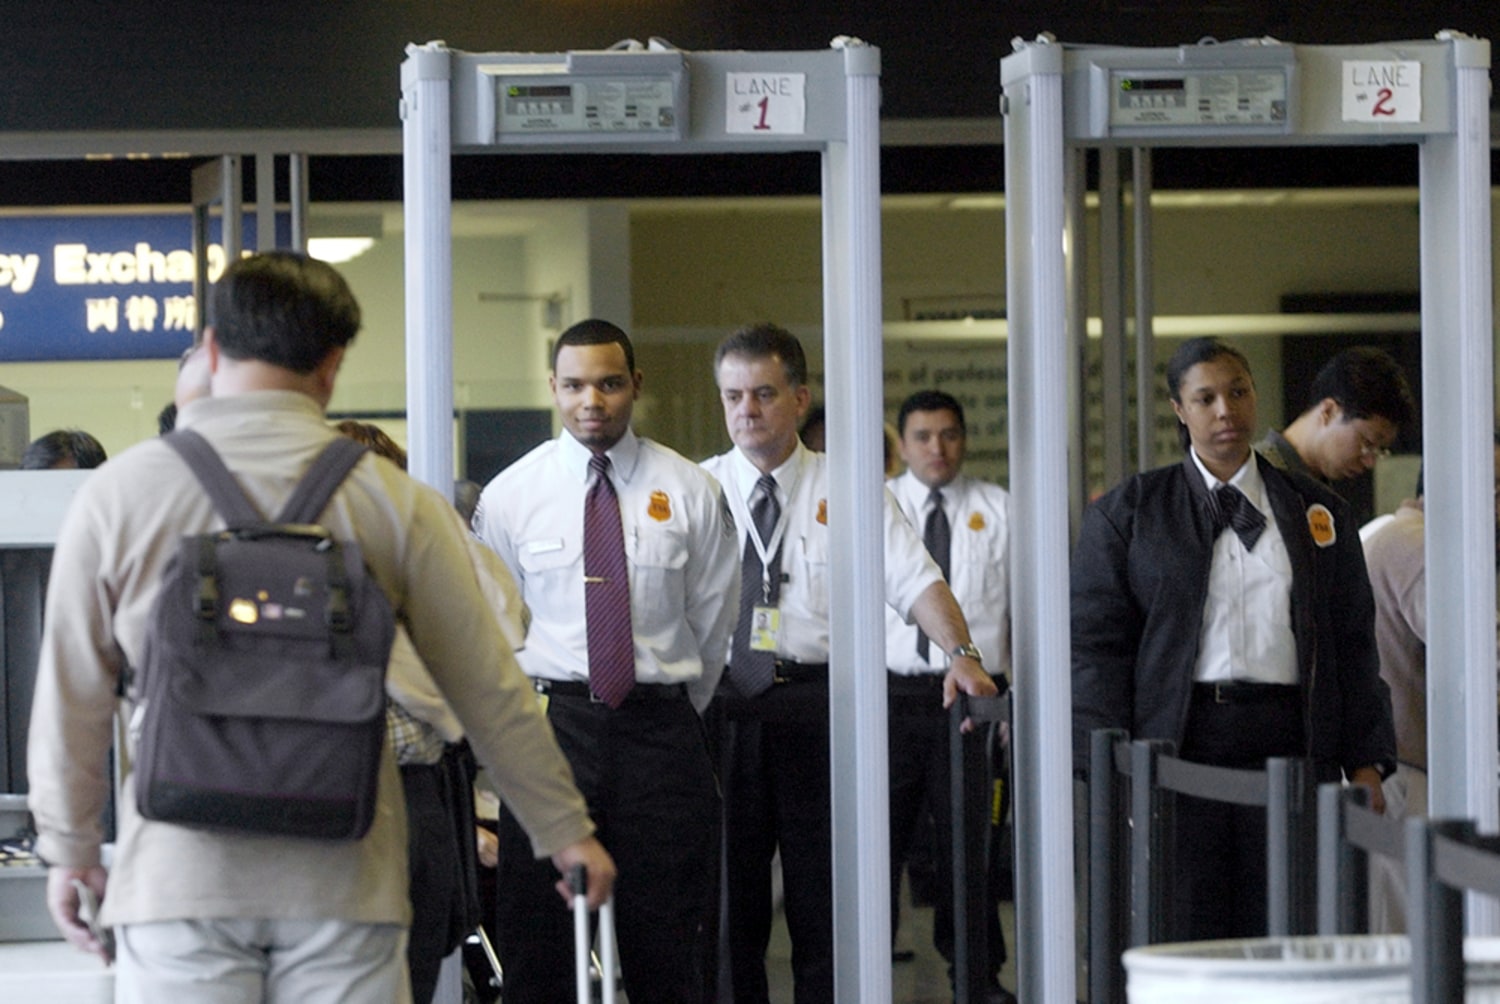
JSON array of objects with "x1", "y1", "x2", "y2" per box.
[
  {"x1": 822, "y1": 39, "x2": 890, "y2": 1003},
  {"x1": 1002, "y1": 36, "x2": 1077, "y2": 1004},
  {"x1": 399, "y1": 42, "x2": 456, "y2": 496},
  {"x1": 1418, "y1": 32, "x2": 1495, "y2": 933},
  {"x1": 1131, "y1": 149, "x2": 1155, "y2": 472},
  {"x1": 1097, "y1": 147, "x2": 1129, "y2": 491}
]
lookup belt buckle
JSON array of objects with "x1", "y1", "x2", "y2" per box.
[{"x1": 1213, "y1": 682, "x2": 1231, "y2": 705}]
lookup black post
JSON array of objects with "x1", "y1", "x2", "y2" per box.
[{"x1": 1089, "y1": 728, "x2": 1130, "y2": 1004}]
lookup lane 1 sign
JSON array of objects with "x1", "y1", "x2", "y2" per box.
[{"x1": 725, "y1": 72, "x2": 807, "y2": 135}]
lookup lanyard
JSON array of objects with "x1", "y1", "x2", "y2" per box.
[{"x1": 727, "y1": 456, "x2": 800, "y2": 602}]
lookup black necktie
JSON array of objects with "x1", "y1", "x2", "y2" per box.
[
  {"x1": 731, "y1": 474, "x2": 781, "y2": 697},
  {"x1": 583, "y1": 454, "x2": 634, "y2": 708},
  {"x1": 916, "y1": 489, "x2": 950, "y2": 662},
  {"x1": 1208, "y1": 485, "x2": 1266, "y2": 552}
]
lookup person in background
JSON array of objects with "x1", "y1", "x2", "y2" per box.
[
  {"x1": 27, "y1": 252, "x2": 611, "y2": 1003},
  {"x1": 1362, "y1": 437, "x2": 1500, "y2": 933},
  {"x1": 21, "y1": 429, "x2": 107, "y2": 470},
  {"x1": 1257, "y1": 346, "x2": 1415, "y2": 484},
  {"x1": 704, "y1": 322, "x2": 997, "y2": 1002},
  {"x1": 471, "y1": 318, "x2": 740, "y2": 1004},
  {"x1": 1072, "y1": 336, "x2": 1394, "y2": 942},
  {"x1": 886, "y1": 388, "x2": 1014, "y2": 1004}
]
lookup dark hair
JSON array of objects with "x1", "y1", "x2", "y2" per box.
[
  {"x1": 21, "y1": 429, "x2": 107, "y2": 470},
  {"x1": 799, "y1": 405, "x2": 826, "y2": 448},
  {"x1": 156, "y1": 402, "x2": 177, "y2": 436},
  {"x1": 1165, "y1": 338, "x2": 1254, "y2": 452},
  {"x1": 209, "y1": 251, "x2": 361, "y2": 374},
  {"x1": 550, "y1": 319, "x2": 635, "y2": 374},
  {"x1": 897, "y1": 389, "x2": 966, "y2": 436},
  {"x1": 1306, "y1": 347, "x2": 1415, "y2": 428},
  {"x1": 714, "y1": 322, "x2": 808, "y2": 388},
  {"x1": 334, "y1": 420, "x2": 407, "y2": 469}
]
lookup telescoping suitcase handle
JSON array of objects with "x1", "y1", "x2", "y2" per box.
[{"x1": 569, "y1": 864, "x2": 617, "y2": 1004}]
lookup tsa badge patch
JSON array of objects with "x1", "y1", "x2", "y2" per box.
[
  {"x1": 647, "y1": 490, "x2": 672, "y2": 522},
  {"x1": 816, "y1": 498, "x2": 828, "y2": 525},
  {"x1": 1306, "y1": 503, "x2": 1336, "y2": 547},
  {"x1": 968, "y1": 511, "x2": 986, "y2": 532}
]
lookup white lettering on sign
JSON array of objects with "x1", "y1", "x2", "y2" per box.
[
  {"x1": 1342, "y1": 60, "x2": 1421, "y2": 123},
  {"x1": 726, "y1": 72, "x2": 806, "y2": 135},
  {"x1": 54, "y1": 242, "x2": 201, "y2": 286},
  {"x1": 0, "y1": 254, "x2": 41, "y2": 294}
]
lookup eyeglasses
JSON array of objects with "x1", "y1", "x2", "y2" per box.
[{"x1": 1358, "y1": 433, "x2": 1392, "y2": 460}]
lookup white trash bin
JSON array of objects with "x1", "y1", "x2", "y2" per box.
[{"x1": 1124, "y1": 935, "x2": 1500, "y2": 1003}]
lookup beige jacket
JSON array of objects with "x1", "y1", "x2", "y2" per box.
[{"x1": 27, "y1": 390, "x2": 591, "y2": 927}]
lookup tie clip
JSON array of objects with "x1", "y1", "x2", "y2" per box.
[{"x1": 584, "y1": 575, "x2": 606, "y2": 584}]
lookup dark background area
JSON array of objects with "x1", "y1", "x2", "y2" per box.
[{"x1": 0, "y1": 2, "x2": 1491, "y2": 204}]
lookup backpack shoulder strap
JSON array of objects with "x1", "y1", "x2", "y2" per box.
[
  {"x1": 163, "y1": 430, "x2": 262, "y2": 526},
  {"x1": 277, "y1": 437, "x2": 368, "y2": 525}
]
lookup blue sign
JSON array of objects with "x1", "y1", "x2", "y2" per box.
[{"x1": 0, "y1": 213, "x2": 279, "y2": 362}]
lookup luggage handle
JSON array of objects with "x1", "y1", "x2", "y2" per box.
[{"x1": 569, "y1": 863, "x2": 617, "y2": 1004}]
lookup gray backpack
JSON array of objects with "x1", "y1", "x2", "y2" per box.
[{"x1": 132, "y1": 430, "x2": 396, "y2": 840}]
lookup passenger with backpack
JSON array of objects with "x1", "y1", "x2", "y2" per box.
[{"x1": 27, "y1": 252, "x2": 613, "y2": 1003}]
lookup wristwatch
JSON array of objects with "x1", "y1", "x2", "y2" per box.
[{"x1": 950, "y1": 642, "x2": 984, "y2": 664}]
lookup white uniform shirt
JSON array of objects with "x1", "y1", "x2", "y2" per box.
[
  {"x1": 885, "y1": 471, "x2": 1012, "y2": 678},
  {"x1": 474, "y1": 428, "x2": 740, "y2": 711},
  {"x1": 701, "y1": 442, "x2": 941, "y2": 664},
  {"x1": 1189, "y1": 451, "x2": 1298, "y2": 685}
]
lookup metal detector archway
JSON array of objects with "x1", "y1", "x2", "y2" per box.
[
  {"x1": 1003, "y1": 33, "x2": 1492, "y2": 1003},
  {"x1": 401, "y1": 39, "x2": 895, "y2": 1000}
]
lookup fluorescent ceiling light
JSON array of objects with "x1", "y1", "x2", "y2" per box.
[{"x1": 308, "y1": 237, "x2": 376, "y2": 263}]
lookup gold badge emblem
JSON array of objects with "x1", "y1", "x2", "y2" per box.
[
  {"x1": 647, "y1": 490, "x2": 672, "y2": 522},
  {"x1": 968, "y1": 511, "x2": 986, "y2": 531},
  {"x1": 816, "y1": 499, "x2": 828, "y2": 525},
  {"x1": 1306, "y1": 503, "x2": 1336, "y2": 547}
]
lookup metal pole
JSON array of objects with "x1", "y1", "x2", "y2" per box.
[
  {"x1": 1002, "y1": 36, "x2": 1077, "y2": 1004},
  {"x1": 1131, "y1": 148, "x2": 1155, "y2": 472},
  {"x1": 400, "y1": 42, "x2": 456, "y2": 496},
  {"x1": 824, "y1": 38, "x2": 889, "y2": 1003}
]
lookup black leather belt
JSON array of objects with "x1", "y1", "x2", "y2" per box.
[
  {"x1": 772, "y1": 660, "x2": 828, "y2": 685},
  {"x1": 887, "y1": 671, "x2": 945, "y2": 697},
  {"x1": 1193, "y1": 681, "x2": 1299, "y2": 706},
  {"x1": 531, "y1": 678, "x2": 688, "y2": 703}
]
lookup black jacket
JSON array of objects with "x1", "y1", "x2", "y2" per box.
[{"x1": 1070, "y1": 452, "x2": 1396, "y2": 777}]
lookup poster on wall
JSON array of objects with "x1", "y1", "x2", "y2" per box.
[{"x1": 0, "y1": 213, "x2": 277, "y2": 362}]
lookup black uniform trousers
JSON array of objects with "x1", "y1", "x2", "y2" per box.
[
  {"x1": 401, "y1": 762, "x2": 461, "y2": 1004},
  {"x1": 718, "y1": 673, "x2": 832, "y2": 1004},
  {"x1": 495, "y1": 686, "x2": 719, "y2": 1004},
  {"x1": 1171, "y1": 684, "x2": 1337, "y2": 942},
  {"x1": 887, "y1": 674, "x2": 1007, "y2": 979}
]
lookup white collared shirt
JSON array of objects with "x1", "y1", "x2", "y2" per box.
[
  {"x1": 885, "y1": 471, "x2": 1012, "y2": 678},
  {"x1": 473, "y1": 427, "x2": 741, "y2": 710},
  {"x1": 702, "y1": 442, "x2": 941, "y2": 664},
  {"x1": 1189, "y1": 451, "x2": 1297, "y2": 684}
]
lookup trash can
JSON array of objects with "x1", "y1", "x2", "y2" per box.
[{"x1": 1124, "y1": 935, "x2": 1500, "y2": 1003}]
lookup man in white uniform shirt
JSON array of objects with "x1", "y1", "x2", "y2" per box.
[
  {"x1": 886, "y1": 389, "x2": 1013, "y2": 1003},
  {"x1": 472, "y1": 319, "x2": 740, "y2": 1004},
  {"x1": 703, "y1": 323, "x2": 997, "y2": 1003}
]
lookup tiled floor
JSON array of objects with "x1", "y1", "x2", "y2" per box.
[{"x1": 764, "y1": 874, "x2": 1018, "y2": 1003}]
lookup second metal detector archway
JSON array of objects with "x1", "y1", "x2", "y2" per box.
[
  {"x1": 400, "y1": 39, "x2": 895, "y2": 1001},
  {"x1": 1003, "y1": 33, "x2": 1492, "y2": 1004}
]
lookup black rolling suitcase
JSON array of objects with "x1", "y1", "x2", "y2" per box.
[{"x1": 949, "y1": 690, "x2": 1012, "y2": 1003}]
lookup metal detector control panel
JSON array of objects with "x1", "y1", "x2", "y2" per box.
[
  {"x1": 1074, "y1": 44, "x2": 1298, "y2": 139},
  {"x1": 471, "y1": 49, "x2": 688, "y2": 145},
  {"x1": 1110, "y1": 69, "x2": 1287, "y2": 128}
]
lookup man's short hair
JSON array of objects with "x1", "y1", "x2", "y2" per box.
[
  {"x1": 20, "y1": 429, "x2": 107, "y2": 470},
  {"x1": 209, "y1": 252, "x2": 361, "y2": 373},
  {"x1": 898, "y1": 389, "x2": 966, "y2": 436},
  {"x1": 1306, "y1": 346, "x2": 1415, "y2": 429},
  {"x1": 714, "y1": 322, "x2": 808, "y2": 387},
  {"x1": 551, "y1": 319, "x2": 635, "y2": 373}
]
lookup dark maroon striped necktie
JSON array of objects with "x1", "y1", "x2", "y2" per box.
[{"x1": 584, "y1": 453, "x2": 634, "y2": 708}]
